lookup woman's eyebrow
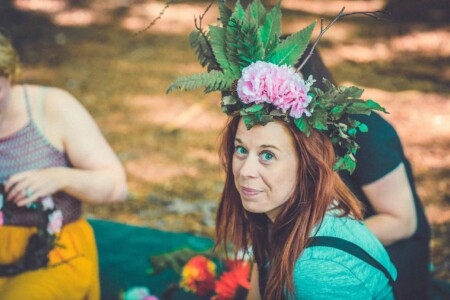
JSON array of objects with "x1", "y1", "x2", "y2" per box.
[{"x1": 261, "y1": 144, "x2": 280, "y2": 151}]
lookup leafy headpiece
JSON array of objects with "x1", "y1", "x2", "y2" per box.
[{"x1": 167, "y1": 0, "x2": 387, "y2": 173}]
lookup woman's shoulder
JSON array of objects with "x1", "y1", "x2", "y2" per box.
[
  {"x1": 23, "y1": 84, "x2": 80, "y2": 111},
  {"x1": 293, "y1": 213, "x2": 396, "y2": 299},
  {"x1": 310, "y1": 213, "x2": 392, "y2": 265}
]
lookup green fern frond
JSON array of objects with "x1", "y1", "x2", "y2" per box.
[
  {"x1": 231, "y1": 19, "x2": 264, "y2": 69},
  {"x1": 204, "y1": 71, "x2": 236, "y2": 93},
  {"x1": 234, "y1": 0, "x2": 246, "y2": 20},
  {"x1": 223, "y1": 2, "x2": 247, "y2": 76},
  {"x1": 259, "y1": 1, "x2": 281, "y2": 57},
  {"x1": 267, "y1": 20, "x2": 316, "y2": 66},
  {"x1": 249, "y1": 0, "x2": 267, "y2": 26},
  {"x1": 209, "y1": 25, "x2": 231, "y2": 73},
  {"x1": 218, "y1": 0, "x2": 232, "y2": 26},
  {"x1": 167, "y1": 71, "x2": 235, "y2": 94},
  {"x1": 189, "y1": 30, "x2": 220, "y2": 72}
]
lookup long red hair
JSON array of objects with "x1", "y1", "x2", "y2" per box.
[{"x1": 215, "y1": 116, "x2": 363, "y2": 299}]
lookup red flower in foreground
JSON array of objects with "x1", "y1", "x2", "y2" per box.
[
  {"x1": 180, "y1": 255, "x2": 216, "y2": 297},
  {"x1": 213, "y1": 261, "x2": 251, "y2": 300}
]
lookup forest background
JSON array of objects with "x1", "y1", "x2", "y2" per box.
[{"x1": 1, "y1": 0, "x2": 448, "y2": 281}]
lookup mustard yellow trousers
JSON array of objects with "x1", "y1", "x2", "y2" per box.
[{"x1": 0, "y1": 219, "x2": 99, "y2": 300}]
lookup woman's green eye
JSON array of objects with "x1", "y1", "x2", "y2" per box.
[
  {"x1": 261, "y1": 152, "x2": 274, "y2": 161},
  {"x1": 235, "y1": 146, "x2": 247, "y2": 155}
]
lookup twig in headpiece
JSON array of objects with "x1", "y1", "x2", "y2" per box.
[
  {"x1": 134, "y1": 0, "x2": 175, "y2": 36},
  {"x1": 296, "y1": 7, "x2": 390, "y2": 72},
  {"x1": 193, "y1": 1, "x2": 218, "y2": 70}
]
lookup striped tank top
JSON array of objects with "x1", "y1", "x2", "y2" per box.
[{"x1": 0, "y1": 86, "x2": 82, "y2": 226}]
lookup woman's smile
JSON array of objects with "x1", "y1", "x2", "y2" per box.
[{"x1": 240, "y1": 186, "x2": 262, "y2": 199}]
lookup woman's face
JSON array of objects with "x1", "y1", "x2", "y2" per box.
[{"x1": 232, "y1": 119, "x2": 299, "y2": 222}]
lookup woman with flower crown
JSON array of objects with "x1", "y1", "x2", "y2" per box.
[
  {"x1": 0, "y1": 31, "x2": 127, "y2": 299},
  {"x1": 168, "y1": 1, "x2": 399, "y2": 299}
]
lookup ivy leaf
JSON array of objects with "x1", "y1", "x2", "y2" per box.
[
  {"x1": 339, "y1": 85, "x2": 364, "y2": 99},
  {"x1": 366, "y1": 99, "x2": 388, "y2": 113},
  {"x1": 358, "y1": 123, "x2": 368, "y2": 132},
  {"x1": 348, "y1": 128, "x2": 357, "y2": 137},
  {"x1": 294, "y1": 117, "x2": 311, "y2": 136},
  {"x1": 267, "y1": 21, "x2": 316, "y2": 66},
  {"x1": 334, "y1": 154, "x2": 357, "y2": 173},
  {"x1": 243, "y1": 103, "x2": 264, "y2": 114}
]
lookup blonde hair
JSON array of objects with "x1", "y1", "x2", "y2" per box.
[{"x1": 0, "y1": 32, "x2": 21, "y2": 82}]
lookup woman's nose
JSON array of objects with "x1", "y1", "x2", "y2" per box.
[{"x1": 239, "y1": 156, "x2": 258, "y2": 178}]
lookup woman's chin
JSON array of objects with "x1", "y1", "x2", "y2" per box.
[{"x1": 241, "y1": 200, "x2": 267, "y2": 214}]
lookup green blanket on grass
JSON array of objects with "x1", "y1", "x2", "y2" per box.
[{"x1": 88, "y1": 219, "x2": 214, "y2": 300}]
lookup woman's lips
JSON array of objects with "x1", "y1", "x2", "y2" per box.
[{"x1": 241, "y1": 186, "x2": 261, "y2": 198}]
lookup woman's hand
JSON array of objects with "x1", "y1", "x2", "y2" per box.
[{"x1": 5, "y1": 168, "x2": 65, "y2": 207}]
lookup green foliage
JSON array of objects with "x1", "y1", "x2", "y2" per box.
[
  {"x1": 248, "y1": 0, "x2": 267, "y2": 26},
  {"x1": 259, "y1": 1, "x2": 282, "y2": 58},
  {"x1": 218, "y1": 0, "x2": 232, "y2": 26},
  {"x1": 240, "y1": 104, "x2": 273, "y2": 128},
  {"x1": 209, "y1": 25, "x2": 230, "y2": 71},
  {"x1": 166, "y1": 71, "x2": 235, "y2": 93},
  {"x1": 224, "y1": 19, "x2": 244, "y2": 76},
  {"x1": 167, "y1": 1, "x2": 389, "y2": 174},
  {"x1": 231, "y1": 19, "x2": 265, "y2": 67},
  {"x1": 148, "y1": 248, "x2": 210, "y2": 275},
  {"x1": 189, "y1": 30, "x2": 220, "y2": 72},
  {"x1": 268, "y1": 21, "x2": 316, "y2": 66}
]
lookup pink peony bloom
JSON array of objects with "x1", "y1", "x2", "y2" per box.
[
  {"x1": 236, "y1": 61, "x2": 312, "y2": 118},
  {"x1": 47, "y1": 210, "x2": 63, "y2": 234},
  {"x1": 0, "y1": 211, "x2": 4, "y2": 226}
]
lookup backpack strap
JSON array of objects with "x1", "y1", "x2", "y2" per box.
[{"x1": 307, "y1": 236, "x2": 399, "y2": 300}]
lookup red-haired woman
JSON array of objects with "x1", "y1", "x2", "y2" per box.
[{"x1": 216, "y1": 116, "x2": 397, "y2": 300}]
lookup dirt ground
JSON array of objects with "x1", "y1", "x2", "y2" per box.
[{"x1": 2, "y1": 0, "x2": 449, "y2": 280}]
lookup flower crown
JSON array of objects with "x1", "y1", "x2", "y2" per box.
[
  {"x1": 167, "y1": 0, "x2": 387, "y2": 173},
  {"x1": 0, "y1": 190, "x2": 63, "y2": 276}
]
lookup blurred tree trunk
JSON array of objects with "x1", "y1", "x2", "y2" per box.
[{"x1": 384, "y1": 0, "x2": 449, "y2": 22}]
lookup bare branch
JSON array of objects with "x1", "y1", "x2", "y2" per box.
[
  {"x1": 194, "y1": 1, "x2": 220, "y2": 70},
  {"x1": 296, "y1": 8, "x2": 390, "y2": 72},
  {"x1": 134, "y1": 0, "x2": 175, "y2": 36}
]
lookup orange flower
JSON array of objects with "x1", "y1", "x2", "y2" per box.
[
  {"x1": 213, "y1": 261, "x2": 250, "y2": 300},
  {"x1": 180, "y1": 255, "x2": 216, "y2": 297}
]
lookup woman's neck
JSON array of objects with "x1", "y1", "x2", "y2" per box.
[{"x1": 0, "y1": 84, "x2": 25, "y2": 134}]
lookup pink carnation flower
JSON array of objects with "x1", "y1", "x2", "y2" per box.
[
  {"x1": 0, "y1": 211, "x2": 4, "y2": 226},
  {"x1": 47, "y1": 209, "x2": 63, "y2": 234},
  {"x1": 236, "y1": 61, "x2": 312, "y2": 118}
]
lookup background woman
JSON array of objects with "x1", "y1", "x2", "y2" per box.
[{"x1": 0, "y1": 32, "x2": 127, "y2": 299}]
